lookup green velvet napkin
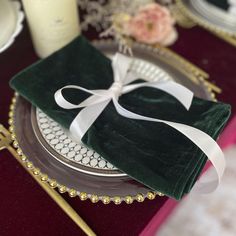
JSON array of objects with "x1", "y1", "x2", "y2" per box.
[{"x1": 10, "y1": 36, "x2": 231, "y2": 200}]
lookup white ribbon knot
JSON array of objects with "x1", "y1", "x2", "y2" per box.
[
  {"x1": 109, "y1": 81, "x2": 123, "y2": 98},
  {"x1": 54, "y1": 53, "x2": 225, "y2": 194}
]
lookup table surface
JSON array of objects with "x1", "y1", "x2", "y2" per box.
[{"x1": 1, "y1": 23, "x2": 236, "y2": 236}]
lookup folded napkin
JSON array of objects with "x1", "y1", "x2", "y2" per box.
[{"x1": 10, "y1": 36, "x2": 231, "y2": 200}]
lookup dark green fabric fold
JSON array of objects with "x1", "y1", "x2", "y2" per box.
[{"x1": 10, "y1": 36, "x2": 231, "y2": 200}]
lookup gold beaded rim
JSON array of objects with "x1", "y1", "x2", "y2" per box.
[
  {"x1": 8, "y1": 95, "x2": 164, "y2": 204},
  {"x1": 7, "y1": 42, "x2": 218, "y2": 204},
  {"x1": 176, "y1": 0, "x2": 236, "y2": 46}
]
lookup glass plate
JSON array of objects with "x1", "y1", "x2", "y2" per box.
[{"x1": 11, "y1": 40, "x2": 215, "y2": 203}]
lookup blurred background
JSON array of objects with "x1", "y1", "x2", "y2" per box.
[{"x1": 159, "y1": 146, "x2": 236, "y2": 236}]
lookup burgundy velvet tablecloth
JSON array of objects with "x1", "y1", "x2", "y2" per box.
[{"x1": 0, "y1": 25, "x2": 236, "y2": 236}]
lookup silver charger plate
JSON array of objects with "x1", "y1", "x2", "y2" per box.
[{"x1": 12, "y1": 40, "x2": 215, "y2": 203}]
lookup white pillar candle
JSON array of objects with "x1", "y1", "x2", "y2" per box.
[{"x1": 22, "y1": 0, "x2": 80, "y2": 58}]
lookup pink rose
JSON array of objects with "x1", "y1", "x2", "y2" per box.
[{"x1": 127, "y1": 3, "x2": 177, "y2": 45}]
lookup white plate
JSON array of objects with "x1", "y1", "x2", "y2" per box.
[{"x1": 0, "y1": 0, "x2": 24, "y2": 53}]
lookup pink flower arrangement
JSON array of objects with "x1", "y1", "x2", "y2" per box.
[
  {"x1": 101, "y1": 3, "x2": 177, "y2": 52},
  {"x1": 122, "y1": 3, "x2": 177, "y2": 46}
]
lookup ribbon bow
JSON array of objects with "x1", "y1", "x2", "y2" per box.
[{"x1": 55, "y1": 53, "x2": 225, "y2": 194}]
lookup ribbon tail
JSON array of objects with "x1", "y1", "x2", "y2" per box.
[
  {"x1": 165, "y1": 122, "x2": 224, "y2": 194},
  {"x1": 112, "y1": 97, "x2": 224, "y2": 194},
  {"x1": 70, "y1": 99, "x2": 111, "y2": 141}
]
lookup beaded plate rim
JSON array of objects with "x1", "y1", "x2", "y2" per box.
[
  {"x1": 8, "y1": 40, "x2": 218, "y2": 204},
  {"x1": 176, "y1": 0, "x2": 236, "y2": 46}
]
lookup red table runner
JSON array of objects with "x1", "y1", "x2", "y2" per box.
[{"x1": 0, "y1": 25, "x2": 236, "y2": 236}]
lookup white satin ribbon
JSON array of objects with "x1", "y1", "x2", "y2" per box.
[{"x1": 54, "y1": 53, "x2": 225, "y2": 194}]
